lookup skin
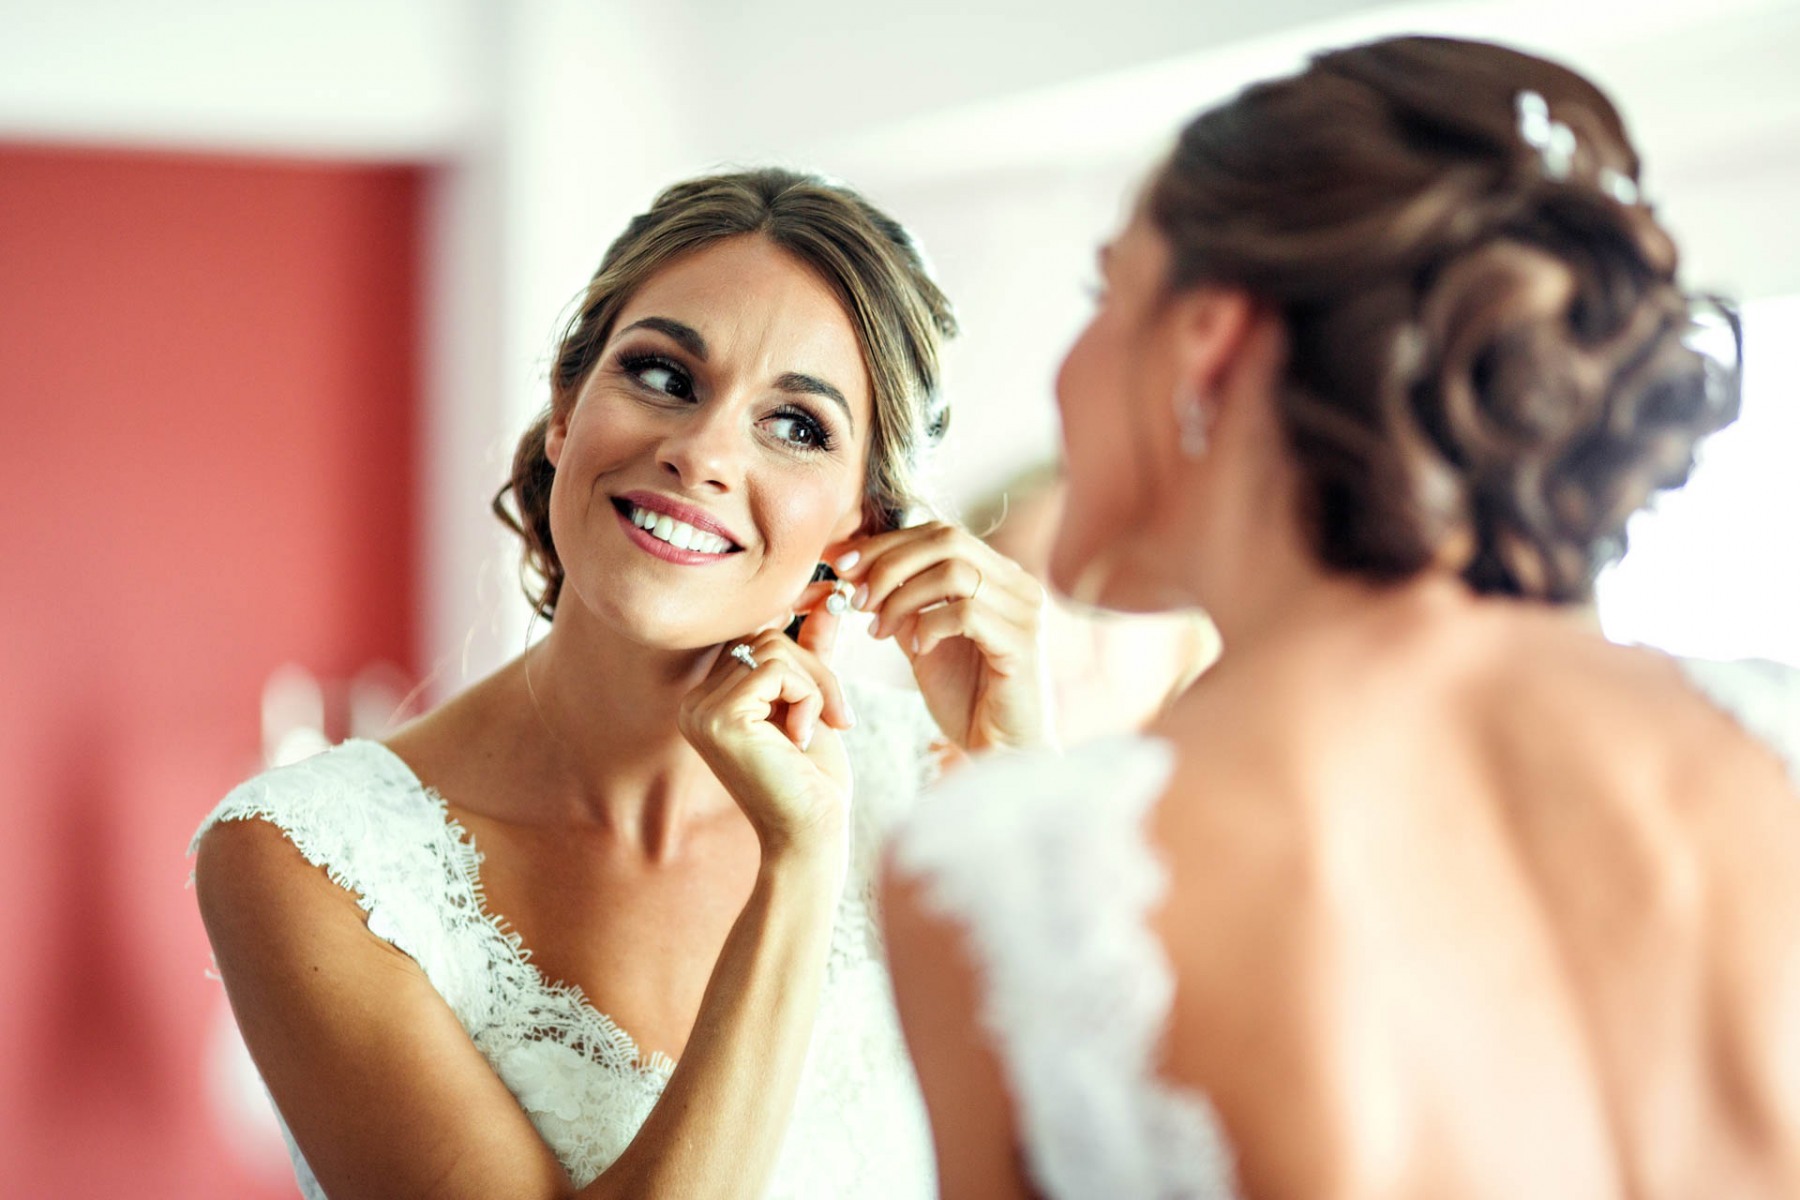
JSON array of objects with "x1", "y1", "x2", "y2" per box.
[
  {"x1": 885, "y1": 209, "x2": 1800, "y2": 1199},
  {"x1": 982, "y1": 478, "x2": 1221, "y2": 741},
  {"x1": 195, "y1": 232, "x2": 1047, "y2": 1200}
]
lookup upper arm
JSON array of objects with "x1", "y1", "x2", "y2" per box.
[
  {"x1": 880, "y1": 857, "x2": 1040, "y2": 1200},
  {"x1": 194, "y1": 817, "x2": 574, "y2": 1200}
]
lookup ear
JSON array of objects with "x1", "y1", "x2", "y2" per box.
[
  {"x1": 1169, "y1": 287, "x2": 1265, "y2": 400},
  {"x1": 821, "y1": 493, "x2": 875, "y2": 560},
  {"x1": 544, "y1": 404, "x2": 570, "y2": 469}
]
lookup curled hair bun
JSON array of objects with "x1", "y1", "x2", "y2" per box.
[{"x1": 1151, "y1": 35, "x2": 1741, "y2": 602}]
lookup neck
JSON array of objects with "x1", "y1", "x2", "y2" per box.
[
  {"x1": 510, "y1": 607, "x2": 735, "y2": 849},
  {"x1": 1121, "y1": 392, "x2": 1414, "y2": 655}
]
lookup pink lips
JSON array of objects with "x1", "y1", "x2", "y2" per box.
[
  {"x1": 616, "y1": 490, "x2": 744, "y2": 548},
  {"x1": 613, "y1": 490, "x2": 744, "y2": 566}
]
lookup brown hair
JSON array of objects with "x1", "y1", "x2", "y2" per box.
[
  {"x1": 1148, "y1": 35, "x2": 1741, "y2": 603},
  {"x1": 495, "y1": 168, "x2": 957, "y2": 619}
]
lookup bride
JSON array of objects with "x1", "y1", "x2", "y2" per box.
[
  {"x1": 885, "y1": 36, "x2": 1800, "y2": 1199},
  {"x1": 192, "y1": 168, "x2": 1047, "y2": 1199}
]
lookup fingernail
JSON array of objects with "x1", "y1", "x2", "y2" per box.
[
  {"x1": 853, "y1": 585, "x2": 869, "y2": 611},
  {"x1": 842, "y1": 695, "x2": 857, "y2": 727},
  {"x1": 910, "y1": 634, "x2": 920, "y2": 654},
  {"x1": 834, "y1": 550, "x2": 861, "y2": 573}
]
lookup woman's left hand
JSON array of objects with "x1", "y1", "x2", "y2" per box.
[{"x1": 834, "y1": 522, "x2": 1050, "y2": 753}]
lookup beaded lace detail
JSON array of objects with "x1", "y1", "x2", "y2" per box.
[
  {"x1": 889, "y1": 656, "x2": 1799, "y2": 1200},
  {"x1": 191, "y1": 681, "x2": 940, "y2": 1200}
]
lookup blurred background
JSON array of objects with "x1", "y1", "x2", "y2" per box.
[{"x1": 1, "y1": 0, "x2": 1795, "y2": 1194}]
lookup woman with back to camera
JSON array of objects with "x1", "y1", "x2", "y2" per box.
[
  {"x1": 191, "y1": 169, "x2": 1049, "y2": 1199},
  {"x1": 885, "y1": 37, "x2": 1800, "y2": 1199}
]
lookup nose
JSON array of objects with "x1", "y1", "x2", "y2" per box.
[{"x1": 657, "y1": 399, "x2": 747, "y2": 492}]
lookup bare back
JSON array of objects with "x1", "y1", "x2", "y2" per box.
[{"x1": 1151, "y1": 603, "x2": 1800, "y2": 1199}]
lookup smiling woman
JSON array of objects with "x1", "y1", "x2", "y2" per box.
[
  {"x1": 500, "y1": 170, "x2": 956, "y2": 624},
  {"x1": 188, "y1": 168, "x2": 1052, "y2": 1200}
]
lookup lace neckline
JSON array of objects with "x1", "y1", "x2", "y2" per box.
[{"x1": 351, "y1": 737, "x2": 679, "y2": 1086}]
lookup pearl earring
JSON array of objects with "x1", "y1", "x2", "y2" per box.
[
  {"x1": 1174, "y1": 383, "x2": 1212, "y2": 459},
  {"x1": 825, "y1": 579, "x2": 855, "y2": 616}
]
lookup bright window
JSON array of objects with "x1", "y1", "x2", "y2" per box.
[{"x1": 1597, "y1": 294, "x2": 1800, "y2": 667}]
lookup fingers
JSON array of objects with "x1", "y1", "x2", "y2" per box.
[
  {"x1": 792, "y1": 582, "x2": 844, "y2": 665},
  {"x1": 872, "y1": 558, "x2": 1038, "y2": 643},
  {"x1": 900, "y1": 596, "x2": 1039, "y2": 671},
  {"x1": 784, "y1": 683, "x2": 825, "y2": 751},
  {"x1": 840, "y1": 524, "x2": 1036, "y2": 618},
  {"x1": 834, "y1": 522, "x2": 1044, "y2": 645},
  {"x1": 721, "y1": 628, "x2": 854, "y2": 736}
]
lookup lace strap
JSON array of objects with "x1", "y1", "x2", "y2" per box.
[
  {"x1": 189, "y1": 740, "x2": 494, "y2": 1019},
  {"x1": 891, "y1": 738, "x2": 1236, "y2": 1199}
]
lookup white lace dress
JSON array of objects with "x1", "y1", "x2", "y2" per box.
[
  {"x1": 191, "y1": 682, "x2": 941, "y2": 1200},
  {"x1": 889, "y1": 656, "x2": 1800, "y2": 1200}
]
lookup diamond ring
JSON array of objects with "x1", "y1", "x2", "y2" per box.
[{"x1": 729, "y1": 643, "x2": 760, "y2": 670}]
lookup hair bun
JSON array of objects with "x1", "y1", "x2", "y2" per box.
[{"x1": 1150, "y1": 35, "x2": 1742, "y2": 602}]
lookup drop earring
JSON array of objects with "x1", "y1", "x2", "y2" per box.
[
  {"x1": 825, "y1": 579, "x2": 856, "y2": 616},
  {"x1": 1174, "y1": 382, "x2": 1212, "y2": 459}
]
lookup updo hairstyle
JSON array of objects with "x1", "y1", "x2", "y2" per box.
[
  {"x1": 495, "y1": 168, "x2": 958, "y2": 620},
  {"x1": 1148, "y1": 36, "x2": 1741, "y2": 602}
]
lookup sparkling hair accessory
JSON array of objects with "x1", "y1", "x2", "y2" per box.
[{"x1": 1516, "y1": 90, "x2": 1641, "y2": 205}]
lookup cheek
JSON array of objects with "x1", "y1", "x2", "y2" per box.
[
  {"x1": 756, "y1": 469, "x2": 861, "y2": 573},
  {"x1": 546, "y1": 401, "x2": 641, "y2": 542}
]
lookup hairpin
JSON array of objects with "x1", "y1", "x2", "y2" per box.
[{"x1": 1515, "y1": 90, "x2": 1641, "y2": 206}]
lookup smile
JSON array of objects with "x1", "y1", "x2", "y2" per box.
[{"x1": 612, "y1": 498, "x2": 741, "y2": 560}]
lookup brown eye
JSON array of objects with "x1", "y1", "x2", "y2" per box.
[
  {"x1": 621, "y1": 354, "x2": 693, "y2": 400},
  {"x1": 766, "y1": 410, "x2": 832, "y2": 452}
]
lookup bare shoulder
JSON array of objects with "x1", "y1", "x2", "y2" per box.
[
  {"x1": 194, "y1": 814, "x2": 365, "y2": 939},
  {"x1": 194, "y1": 810, "x2": 572, "y2": 1199},
  {"x1": 880, "y1": 856, "x2": 1038, "y2": 1200}
]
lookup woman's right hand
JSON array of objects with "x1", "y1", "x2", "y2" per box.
[{"x1": 678, "y1": 609, "x2": 855, "y2": 867}]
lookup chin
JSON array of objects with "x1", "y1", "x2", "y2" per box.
[{"x1": 568, "y1": 582, "x2": 768, "y2": 652}]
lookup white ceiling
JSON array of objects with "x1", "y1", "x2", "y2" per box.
[{"x1": 3, "y1": 0, "x2": 1793, "y2": 194}]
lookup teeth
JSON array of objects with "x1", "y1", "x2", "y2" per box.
[{"x1": 628, "y1": 505, "x2": 731, "y2": 555}]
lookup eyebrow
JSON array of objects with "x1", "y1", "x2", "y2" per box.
[
  {"x1": 619, "y1": 315, "x2": 855, "y2": 433},
  {"x1": 618, "y1": 316, "x2": 708, "y2": 360},
  {"x1": 774, "y1": 372, "x2": 854, "y2": 433}
]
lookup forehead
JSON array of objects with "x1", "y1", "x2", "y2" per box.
[{"x1": 610, "y1": 235, "x2": 873, "y2": 412}]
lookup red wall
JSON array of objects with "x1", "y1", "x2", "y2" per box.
[{"x1": 0, "y1": 143, "x2": 422, "y2": 1197}]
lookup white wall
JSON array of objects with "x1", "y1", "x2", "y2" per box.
[
  {"x1": 4, "y1": 0, "x2": 1797, "y2": 675},
  {"x1": 1598, "y1": 294, "x2": 1800, "y2": 666}
]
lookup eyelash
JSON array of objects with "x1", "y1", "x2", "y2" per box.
[
  {"x1": 615, "y1": 352, "x2": 835, "y2": 454},
  {"x1": 772, "y1": 406, "x2": 834, "y2": 453},
  {"x1": 619, "y1": 352, "x2": 694, "y2": 400}
]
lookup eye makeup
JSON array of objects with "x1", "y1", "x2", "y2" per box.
[{"x1": 611, "y1": 344, "x2": 841, "y2": 456}]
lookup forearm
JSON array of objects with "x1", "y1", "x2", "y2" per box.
[{"x1": 578, "y1": 846, "x2": 840, "y2": 1200}]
